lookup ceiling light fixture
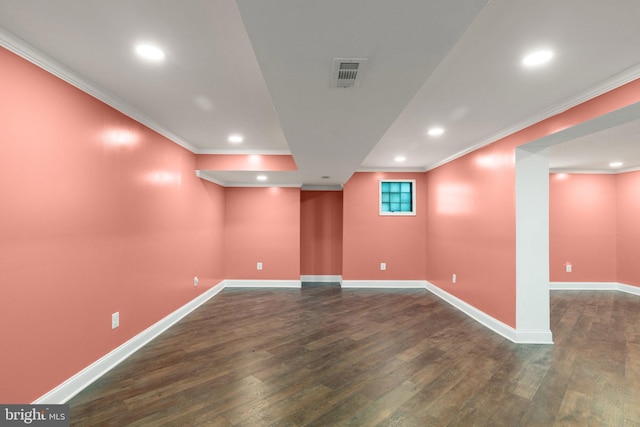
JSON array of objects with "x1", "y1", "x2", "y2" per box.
[
  {"x1": 427, "y1": 127, "x2": 444, "y2": 136},
  {"x1": 134, "y1": 43, "x2": 166, "y2": 62},
  {"x1": 522, "y1": 49, "x2": 553, "y2": 67},
  {"x1": 228, "y1": 134, "x2": 243, "y2": 143},
  {"x1": 257, "y1": 175, "x2": 267, "y2": 181},
  {"x1": 394, "y1": 156, "x2": 406, "y2": 162},
  {"x1": 609, "y1": 161, "x2": 623, "y2": 168}
]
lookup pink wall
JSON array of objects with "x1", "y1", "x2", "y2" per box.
[
  {"x1": 300, "y1": 191, "x2": 343, "y2": 276},
  {"x1": 425, "y1": 140, "x2": 517, "y2": 325},
  {"x1": 343, "y1": 172, "x2": 426, "y2": 280},
  {"x1": 616, "y1": 170, "x2": 640, "y2": 287},
  {"x1": 224, "y1": 187, "x2": 300, "y2": 280},
  {"x1": 425, "y1": 78, "x2": 640, "y2": 328},
  {"x1": 549, "y1": 174, "x2": 617, "y2": 282},
  {"x1": 0, "y1": 47, "x2": 225, "y2": 403}
]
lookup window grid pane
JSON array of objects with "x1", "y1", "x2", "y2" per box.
[{"x1": 380, "y1": 181, "x2": 413, "y2": 213}]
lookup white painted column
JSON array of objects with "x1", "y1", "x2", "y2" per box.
[{"x1": 515, "y1": 146, "x2": 553, "y2": 344}]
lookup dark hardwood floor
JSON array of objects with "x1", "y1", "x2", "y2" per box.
[{"x1": 68, "y1": 285, "x2": 640, "y2": 426}]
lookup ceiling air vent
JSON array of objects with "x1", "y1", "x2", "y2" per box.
[{"x1": 331, "y1": 58, "x2": 368, "y2": 88}]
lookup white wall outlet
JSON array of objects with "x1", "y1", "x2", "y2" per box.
[
  {"x1": 112, "y1": 312, "x2": 119, "y2": 329},
  {"x1": 257, "y1": 262, "x2": 263, "y2": 270},
  {"x1": 566, "y1": 264, "x2": 572, "y2": 273},
  {"x1": 452, "y1": 273, "x2": 457, "y2": 284},
  {"x1": 380, "y1": 262, "x2": 386, "y2": 271},
  {"x1": 193, "y1": 276, "x2": 199, "y2": 287}
]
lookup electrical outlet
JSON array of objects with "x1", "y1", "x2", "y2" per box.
[
  {"x1": 112, "y1": 312, "x2": 119, "y2": 329},
  {"x1": 380, "y1": 262, "x2": 386, "y2": 271},
  {"x1": 452, "y1": 273, "x2": 457, "y2": 284},
  {"x1": 193, "y1": 276, "x2": 199, "y2": 287},
  {"x1": 257, "y1": 262, "x2": 263, "y2": 270}
]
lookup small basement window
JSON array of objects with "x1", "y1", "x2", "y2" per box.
[{"x1": 379, "y1": 179, "x2": 416, "y2": 216}]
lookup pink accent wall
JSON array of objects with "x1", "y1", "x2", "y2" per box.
[
  {"x1": 0, "y1": 47, "x2": 225, "y2": 403},
  {"x1": 617, "y1": 170, "x2": 640, "y2": 287},
  {"x1": 343, "y1": 172, "x2": 427, "y2": 280},
  {"x1": 224, "y1": 187, "x2": 300, "y2": 280},
  {"x1": 425, "y1": 140, "x2": 517, "y2": 325},
  {"x1": 300, "y1": 191, "x2": 343, "y2": 276},
  {"x1": 425, "y1": 78, "x2": 640, "y2": 328},
  {"x1": 195, "y1": 154, "x2": 297, "y2": 171},
  {"x1": 549, "y1": 174, "x2": 617, "y2": 282}
]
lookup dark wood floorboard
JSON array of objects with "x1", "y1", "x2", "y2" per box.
[{"x1": 68, "y1": 287, "x2": 640, "y2": 426}]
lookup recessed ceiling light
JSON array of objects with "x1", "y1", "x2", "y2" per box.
[
  {"x1": 522, "y1": 49, "x2": 553, "y2": 67},
  {"x1": 427, "y1": 127, "x2": 444, "y2": 136},
  {"x1": 228, "y1": 134, "x2": 244, "y2": 143},
  {"x1": 257, "y1": 175, "x2": 267, "y2": 181},
  {"x1": 134, "y1": 43, "x2": 166, "y2": 62},
  {"x1": 610, "y1": 161, "x2": 623, "y2": 168},
  {"x1": 394, "y1": 156, "x2": 406, "y2": 162}
]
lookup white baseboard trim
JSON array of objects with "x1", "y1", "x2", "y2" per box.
[
  {"x1": 550, "y1": 281, "x2": 640, "y2": 296},
  {"x1": 223, "y1": 279, "x2": 301, "y2": 288},
  {"x1": 33, "y1": 281, "x2": 226, "y2": 404},
  {"x1": 341, "y1": 280, "x2": 427, "y2": 289},
  {"x1": 300, "y1": 275, "x2": 342, "y2": 283},
  {"x1": 618, "y1": 282, "x2": 640, "y2": 296},
  {"x1": 550, "y1": 281, "x2": 618, "y2": 290},
  {"x1": 424, "y1": 281, "x2": 553, "y2": 345}
]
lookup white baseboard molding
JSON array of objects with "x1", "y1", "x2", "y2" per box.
[
  {"x1": 550, "y1": 281, "x2": 618, "y2": 290},
  {"x1": 300, "y1": 275, "x2": 342, "y2": 283},
  {"x1": 224, "y1": 279, "x2": 301, "y2": 288},
  {"x1": 33, "y1": 281, "x2": 226, "y2": 404},
  {"x1": 618, "y1": 282, "x2": 640, "y2": 296},
  {"x1": 341, "y1": 280, "x2": 427, "y2": 289},
  {"x1": 550, "y1": 281, "x2": 640, "y2": 296},
  {"x1": 424, "y1": 281, "x2": 553, "y2": 345}
]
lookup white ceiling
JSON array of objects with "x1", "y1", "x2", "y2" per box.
[{"x1": 1, "y1": 0, "x2": 639, "y2": 187}]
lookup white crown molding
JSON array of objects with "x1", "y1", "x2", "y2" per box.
[
  {"x1": 0, "y1": 26, "x2": 199, "y2": 154},
  {"x1": 300, "y1": 185, "x2": 343, "y2": 191},
  {"x1": 222, "y1": 182, "x2": 303, "y2": 188},
  {"x1": 425, "y1": 63, "x2": 640, "y2": 172},
  {"x1": 195, "y1": 171, "x2": 302, "y2": 188},
  {"x1": 357, "y1": 167, "x2": 427, "y2": 173},
  {"x1": 550, "y1": 165, "x2": 640, "y2": 174},
  {"x1": 194, "y1": 171, "x2": 229, "y2": 187},
  {"x1": 33, "y1": 281, "x2": 226, "y2": 404},
  {"x1": 195, "y1": 148, "x2": 292, "y2": 155},
  {"x1": 550, "y1": 168, "x2": 617, "y2": 175}
]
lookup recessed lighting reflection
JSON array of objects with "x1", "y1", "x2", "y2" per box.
[
  {"x1": 135, "y1": 43, "x2": 166, "y2": 62},
  {"x1": 394, "y1": 156, "x2": 406, "y2": 162},
  {"x1": 427, "y1": 127, "x2": 444, "y2": 136},
  {"x1": 610, "y1": 161, "x2": 623, "y2": 168},
  {"x1": 228, "y1": 134, "x2": 243, "y2": 143},
  {"x1": 522, "y1": 49, "x2": 553, "y2": 67},
  {"x1": 257, "y1": 175, "x2": 267, "y2": 181}
]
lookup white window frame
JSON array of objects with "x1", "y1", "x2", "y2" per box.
[{"x1": 379, "y1": 179, "x2": 416, "y2": 216}]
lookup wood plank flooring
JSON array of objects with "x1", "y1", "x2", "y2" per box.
[{"x1": 68, "y1": 285, "x2": 640, "y2": 426}]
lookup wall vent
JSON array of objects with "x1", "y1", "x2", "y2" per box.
[{"x1": 331, "y1": 58, "x2": 368, "y2": 88}]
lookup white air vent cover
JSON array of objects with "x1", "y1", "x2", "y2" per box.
[{"x1": 331, "y1": 58, "x2": 368, "y2": 88}]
